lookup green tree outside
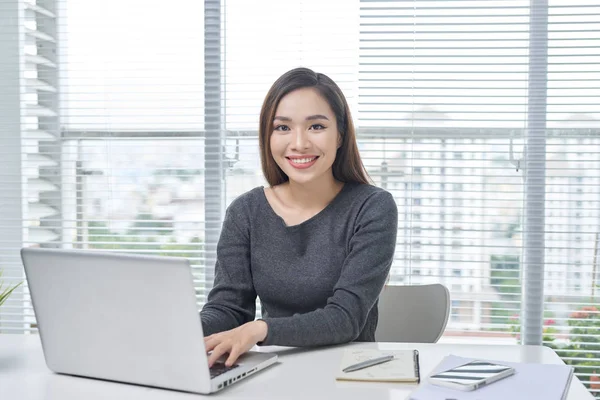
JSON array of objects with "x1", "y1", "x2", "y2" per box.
[
  {"x1": 86, "y1": 220, "x2": 205, "y2": 295},
  {"x1": 489, "y1": 255, "x2": 521, "y2": 331}
]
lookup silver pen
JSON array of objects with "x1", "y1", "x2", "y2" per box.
[{"x1": 342, "y1": 355, "x2": 395, "y2": 373}]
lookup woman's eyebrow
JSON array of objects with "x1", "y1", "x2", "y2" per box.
[
  {"x1": 273, "y1": 115, "x2": 330, "y2": 122},
  {"x1": 306, "y1": 114, "x2": 329, "y2": 121}
]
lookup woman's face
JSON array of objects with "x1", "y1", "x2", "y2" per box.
[{"x1": 269, "y1": 88, "x2": 340, "y2": 186}]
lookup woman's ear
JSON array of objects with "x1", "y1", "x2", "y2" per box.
[{"x1": 337, "y1": 134, "x2": 343, "y2": 149}]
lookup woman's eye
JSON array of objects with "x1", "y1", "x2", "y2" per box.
[
  {"x1": 309, "y1": 124, "x2": 325, "y2": 130},
  {"x1": 274, "y1": 125, "x2": 290, "y2": 132}
]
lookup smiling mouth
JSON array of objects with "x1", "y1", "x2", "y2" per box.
[{"x1": 287, "y1": 156, "x2": 319, "y2": 164}]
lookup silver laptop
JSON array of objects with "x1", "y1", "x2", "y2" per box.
[{"x1": 21, "y1": 247, "x2": 277, "y2": 394}]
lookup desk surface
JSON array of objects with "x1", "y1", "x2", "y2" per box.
[{"x1": 0, "y1": 335, "x2": 594, "y2": 400}]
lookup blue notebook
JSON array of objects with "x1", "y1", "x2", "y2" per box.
[{"x1": 408, "y1": 354, "x2": 574, "y2": 400}]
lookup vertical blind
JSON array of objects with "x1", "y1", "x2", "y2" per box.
[
  {"x1": 0, "y1": 0, "x2": 599, "y2": 396},
  {"x1": 1, "y1": 0, "x2": 63, "y2": 332}
]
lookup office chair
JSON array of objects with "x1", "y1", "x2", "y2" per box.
[{"x1": 375, "y1": 283, "x2": 450, "y2": 343}]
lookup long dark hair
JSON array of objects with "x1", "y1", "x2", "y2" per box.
[{"x1": 259, "y1": 67, "x2": 370, "y2": 186}]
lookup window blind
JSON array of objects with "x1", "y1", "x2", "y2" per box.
[
  {"x1": 359, "y1": 0, "x2": 531, "y2": 341},
  {"x1": 0, "y1": 0, "x2": 209, "y2": 332},
  {"x1": 541, "y1": 1, "x2": 600, "y2": 395},
  {"x1": 1, "y1": 0, "x2": 63, "y2": 332},
  {"x1": 359, "y1": 0, "x2": 600, "y2": 396},
  {"x1": 1, "y1": 0, "x2": 599, "y2": 396}
]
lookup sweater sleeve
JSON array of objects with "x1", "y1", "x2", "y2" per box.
[
  {"x1": 200, "y1": 200, "x2": 257, "y2": 336},
  {"x1": 259, "y1": 191, "x2": 398, "y2": 346}
]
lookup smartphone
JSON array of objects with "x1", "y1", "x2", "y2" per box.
[{"x1": 428, "y1": 360, "x2": 515, "y2": 391}]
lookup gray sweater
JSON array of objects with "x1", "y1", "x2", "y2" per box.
[{"x1": 200, "y1": 182, "x2": 398, "y2": 347}]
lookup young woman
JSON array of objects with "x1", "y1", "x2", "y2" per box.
[{"x1": 201, "y1": 67, "x2": 398, "y2": 367}]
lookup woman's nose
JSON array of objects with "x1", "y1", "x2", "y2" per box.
[{"x1": 292, "y1": 129, "x2": 310, "y2": 150}]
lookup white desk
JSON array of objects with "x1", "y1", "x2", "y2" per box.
[{"x1": 0, "y1": 335, "x2": 593, "y2": 399}]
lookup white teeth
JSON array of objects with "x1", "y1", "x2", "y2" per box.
[{"x1": 290, "y1": 157, "x2": 316, "y2": 164}]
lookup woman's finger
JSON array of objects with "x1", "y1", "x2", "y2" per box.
[
  {"x1": 225, "y1": 345, "x2": 241, "y2": 367},
  {"x1": 207, "y1": 343, "x2": 230, "y2": 367},
  {"x1": 204, "y1": 336, "x2": 220, "y2": 352}
]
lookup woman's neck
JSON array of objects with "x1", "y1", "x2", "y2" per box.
[{"x1": 284, "y1": 175, "x2": 344, "y2": 211}]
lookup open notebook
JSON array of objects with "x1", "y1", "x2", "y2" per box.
[{"x1": 336, "y1": 349, "x2": 420, "y2": 383}]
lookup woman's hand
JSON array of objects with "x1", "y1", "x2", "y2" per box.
[{"x1": 204, "y1": 320, "x2": 268, "y2": 367}]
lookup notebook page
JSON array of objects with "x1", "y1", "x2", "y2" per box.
[{"x1": 336, "y1": 349, "x2": 419, "y2": 382}]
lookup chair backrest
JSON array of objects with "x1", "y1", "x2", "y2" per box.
[{"x1": 375, "y1": 283, "x2": 450, "y2": 343}]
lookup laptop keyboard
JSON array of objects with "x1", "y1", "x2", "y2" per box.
[{"x1": 210, "y1": 362, "x2": 240, "y2": 379}]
